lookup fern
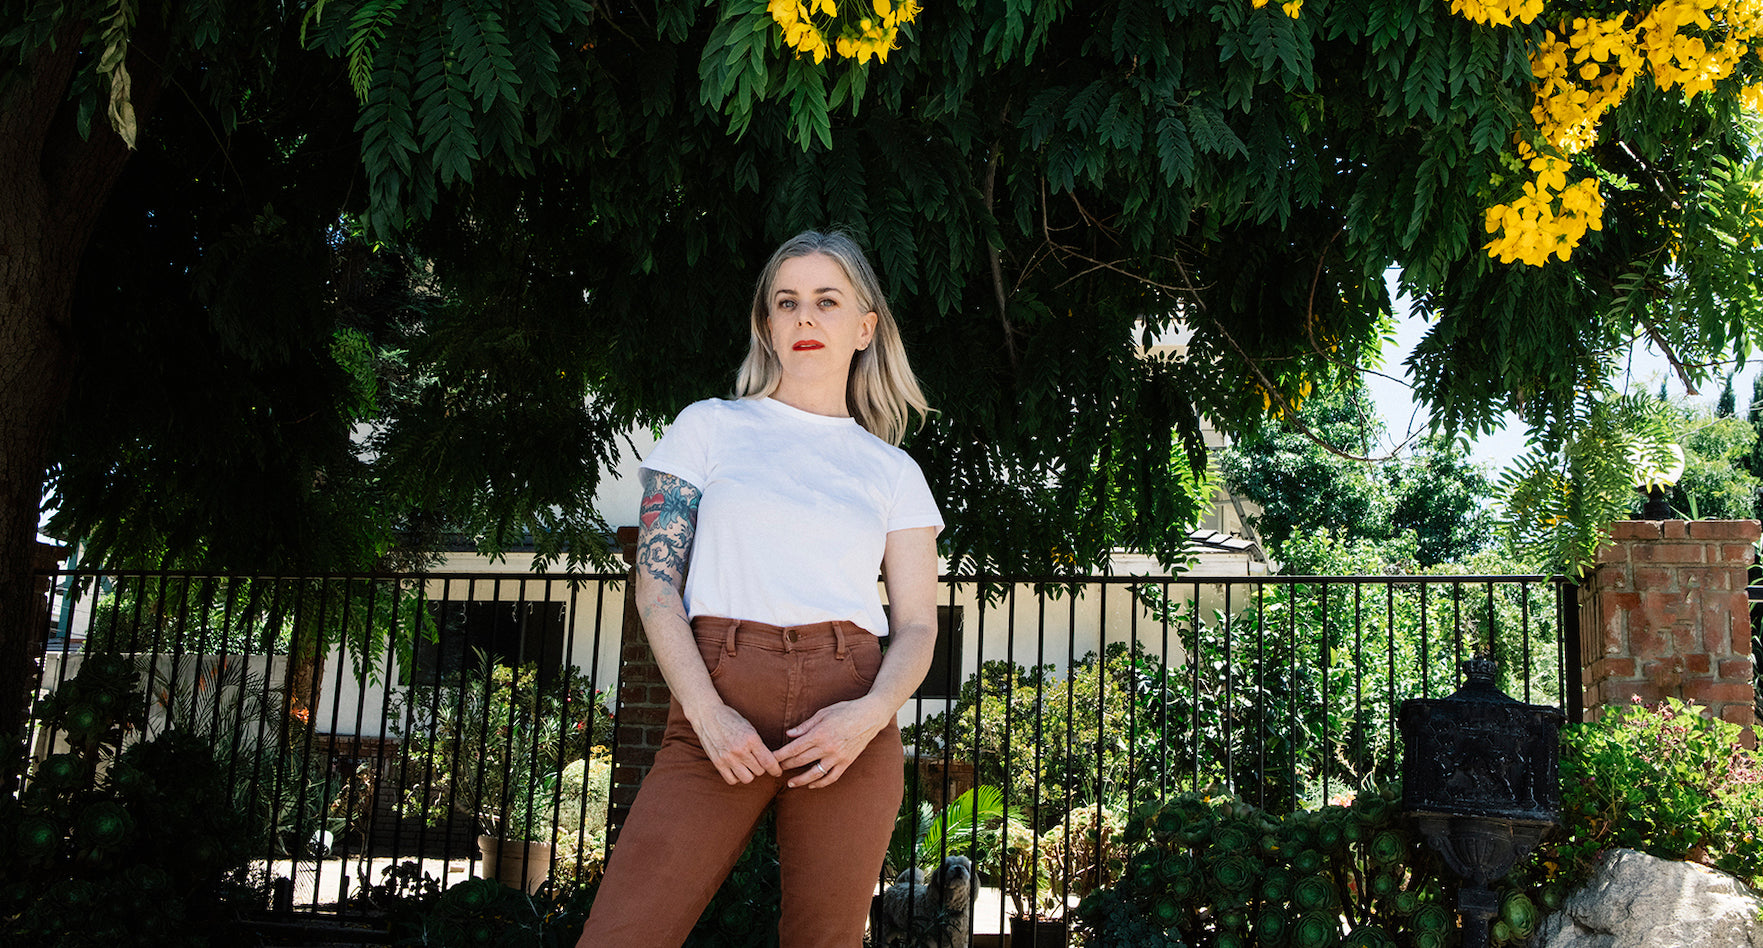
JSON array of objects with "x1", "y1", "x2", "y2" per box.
[
  {"x1": 1499, "y1": 393, "x2": 1679, "y2": 575},
  {"x1": 346, "y1": 0, "x2": 409, "y2": 102},
  {"x1": 1155, "y1": 112, "x2": 1194, "y2": 186}
]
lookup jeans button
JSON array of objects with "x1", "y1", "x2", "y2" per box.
[{"x1": 787, "y1": 629, "x2": 799, "y2": 643}]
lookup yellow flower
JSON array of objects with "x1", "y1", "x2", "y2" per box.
[{"x1": 1282, "y1": 0, "x2": 1303, "y2": 16}]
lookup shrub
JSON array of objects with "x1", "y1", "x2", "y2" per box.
[
  {"x1": 903, "y1": 643, "x2": 1187, "y2": 830},
  {"x1": 0, "y1": 654, "x2": 264, "y2": 945},
  {"x1": 1071, "y1": 785, "x2": 1531, "y2": 948},
  {"x1": 1512, "y1": 697, "x2": 1763, "y2": 902},
  {"x1": 396, "y1": 654, "x2": 611, "y2": 842}
]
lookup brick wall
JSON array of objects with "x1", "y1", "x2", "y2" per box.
[
  {"x1": 1580, "y1": 519, "x2": 1758, "y2": 745},
  {"x1": 607, "y1": 526, "x2": 667, "y2": 842}
]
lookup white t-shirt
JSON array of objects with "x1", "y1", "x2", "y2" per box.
[{"x1": 638, "y1": 397, "x2": 943, "y2": 637}]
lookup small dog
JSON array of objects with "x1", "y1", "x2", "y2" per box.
[{"x1": 875, "y1": 854, "x2": 973, "y2": 948}]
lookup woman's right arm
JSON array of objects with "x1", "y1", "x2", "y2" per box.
[{"x1": 635, "y1": 469, "x2": 782, "y2": 785}]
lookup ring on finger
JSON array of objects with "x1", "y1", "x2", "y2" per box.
[{"x1": 814, "y1": 762, "x2": 827, "y2": 775}]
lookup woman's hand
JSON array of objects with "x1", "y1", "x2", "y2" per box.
[
  {"x1": 691, "y1": 703, "x2": 784, "y2": 786},
  {"x1": 775, "y1": 697, "x2": 890, "y2": 789},
  {"x1": 778, "y1": 526, "x2": 939, "y2": 790}
]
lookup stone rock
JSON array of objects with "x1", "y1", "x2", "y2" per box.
[{"x1": 1537, "y1": 848, "x2": 1763, "y2": 948}]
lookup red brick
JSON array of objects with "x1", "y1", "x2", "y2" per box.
[
  {"x1": 1720, "y1": 657, "x2": 1755, "y2": 679},
  {"x1": 1612, "y1": 521, "x2": 1663, "y2": 541},
  {"x1": 1643, "y1": 592, "x2": 1687, "y2": 626},
  {"x1": 1605, "y1": 680, "x2": 1663, "y2": 706},
  {"x1": 1672, "y1": 624, "x2": 1703, "y2": 654},
  {"x1": 1686, "y1": 654, "x2": 1712, "y2": 674},
  {"x1": 645, "y1": 684, "x2": 674, "y2": 704},
  {"x1": 1683, "y1": 681, "x2": 1755, "y2": 704},
  {"x1": 1635, "y1": 544, "x2": 1706, "y2": 564},
  {"x1": 1629, "y1": 624, "x2": 1665, "y2": 658},
  {"x1": 1631, "y1": 569, "x2": 1674, "y2": 592},
  {"x1": 1678, "y1": 568, "x2": 1730, "y2": 592},
  {"x1": 1690, "y1": 520, "x2": 1763, "y2": 542},
  {"x1": 1588, "y1": 656, "x2": 1637, "y2": 680},
  {"x1": 1737, "y1": 615, "x2": 1754, "y2": 653},
  {"x1": 1721, "y1": 704, "x2": 1758, "y2": 750},
  {"x1": 1705, "y1": 620, "x2": 1740, "y2": 655},
  {"x1": 622, "y1": 704, "x2": 669, "y2": 726},
  {"x1": 1663, "y1": 520, "x2": 1691, "y2": 539},
  {"x1": 1595, "y1": 544, "x2": 1623, "y2": 566},
  {"x1": 1644, "y1": 658, "x2": 1685, "y2": 688},
  {"x1": 1723, "y1": 544, "x2": 1759, "y2": 563}
]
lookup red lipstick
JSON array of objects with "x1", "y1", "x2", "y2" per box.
[{"x1": 792, "y1": 341, "x2": 824, "y2": 350}]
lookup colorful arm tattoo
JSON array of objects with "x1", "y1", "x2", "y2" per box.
[{"x1": 637, "y1": 469, "x2": 701, "y2": 591}]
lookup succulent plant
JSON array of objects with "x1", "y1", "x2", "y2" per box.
[
  {"x1": 1500, "y1": 890, "x2": 1541, "y2": 940},
  {"x1": 1293, "y1": 910, "x2": 1341, "y2": 948},
  {"x1": 1292, "y1": 874, "x2": 1337, "y2": 912}
]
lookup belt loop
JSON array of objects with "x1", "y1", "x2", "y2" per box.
[
  {"x1": 724, "y1": 619, "x2": 739, "y2": 656},
  {"x1": 832, "y1": 621, "x2": 848, "y2": 659}
]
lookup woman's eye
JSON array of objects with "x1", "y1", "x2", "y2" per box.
[{"x1": 777, "y1": 299, "x2": 794, "y2": 310}]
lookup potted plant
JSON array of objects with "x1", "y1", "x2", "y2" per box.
[
  {"x1": 877, "y1": 785, "x2": 1023, "y2": 943},
  {"x1": 397, "y1": 653, "x2": 605, "y2": 893},
  {"x1": 1002, "y1": 803, "x2": 1125, "y2": 947},
  {"x1": 885, "y1": 784, "x2": 1022, "y2": 880}
]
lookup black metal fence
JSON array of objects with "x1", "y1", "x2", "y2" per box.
[{"x1": 23, "y1": 568, "x2": 1570, "y2": 924}]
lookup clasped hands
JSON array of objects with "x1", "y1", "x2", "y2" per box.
[{"x1": 690, "y1": 697, "x2": 887, "y2": 790}]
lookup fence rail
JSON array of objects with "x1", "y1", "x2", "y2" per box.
[{"x1": 23, "y1": 568, "x2": 1571, "y2": 923}]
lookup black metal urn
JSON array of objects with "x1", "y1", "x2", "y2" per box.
[{"x1": 1398, "y1": 657, "x2": 1564, "y2": 948}]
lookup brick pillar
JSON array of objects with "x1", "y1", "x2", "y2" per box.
[
  {"x1": 29, "y1": 543, "x2": 67, "y2": 655},
  {"x1": 20, "y1": 543, "x2": 67, "y2": 751},
  {"x1": 1580, "y1": 519, "x2": 1759, "y2": 746},
  {"x1": 607, "y1": 526, "x2": 670, "y2": 844}
]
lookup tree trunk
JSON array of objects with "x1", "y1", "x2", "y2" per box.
[{"x1": 0, "y1": 24, "x2": 163, "y2": 764}]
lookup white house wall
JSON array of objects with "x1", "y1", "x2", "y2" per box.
[{"x1": 312, "y1": 555, "x2": 630, "y2": 738}]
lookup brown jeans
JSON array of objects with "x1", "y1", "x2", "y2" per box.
[{"x1": 577, "y1": 617, "x2": 904, "y2": 948}]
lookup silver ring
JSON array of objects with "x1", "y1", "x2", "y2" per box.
[{"x1": 814, "y1": 762, "x2": 827, "y2": 774}]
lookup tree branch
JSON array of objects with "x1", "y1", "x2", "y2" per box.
[{"x1": 982, "y1": 136, "x2": 1019, "y2": 375}]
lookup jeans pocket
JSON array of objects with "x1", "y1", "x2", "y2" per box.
[
  {"x1": 844, "y1": 634, "x2": 882, "y2": 688},
  {"x1": 695, "y1": 633, "x2": 729, "y2": 680}
]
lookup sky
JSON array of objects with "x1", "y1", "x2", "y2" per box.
[{"x1": 1365, "y1": 272, "x2": 1763, "y2": 476}]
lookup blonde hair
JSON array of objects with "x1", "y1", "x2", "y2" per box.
[{"x1": 733, "y1": 231, "x2": 933, "y2": 446}]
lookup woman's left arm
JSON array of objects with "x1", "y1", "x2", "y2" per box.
[{"x1": 775, "y1": 525, "x2": 939, "y2": 789}]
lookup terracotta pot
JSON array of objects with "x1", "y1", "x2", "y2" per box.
[
  {"x1": 1008, "y1": 915, "x2": 1068, "y2": 948},
  {"x1": 476, "y1": 834, "x2": 552, "y2": 894}
]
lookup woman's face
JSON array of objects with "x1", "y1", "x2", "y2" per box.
[{"x1": 766, "y1": 253, "x2": 878, "y2": 384}]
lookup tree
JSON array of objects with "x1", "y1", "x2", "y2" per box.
[
  {"x1": 5, "y1": 0, "x2": 1763, "y2": 749},
  {"x1": 1653, "y1": 397, "x2": 1762, "y2": 521},
  {"x1": 1220, "y1": 383, "x2": 1495, "y2": 568}
]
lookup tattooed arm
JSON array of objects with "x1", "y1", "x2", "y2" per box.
[{"x1": 635, "y1": 469, "x2": 781, "y2": 785}]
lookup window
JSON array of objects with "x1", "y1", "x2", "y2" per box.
[
  {"x1": 913, "y1": 605, "x2": 964, "y2": 699},
  {"x1": 405, "y1": 600, "x2": 567, "y2": 685}
]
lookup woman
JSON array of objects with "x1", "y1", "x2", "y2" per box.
[{"x1": 578, "y1": 231, "x2": 942, "y2": 947}]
